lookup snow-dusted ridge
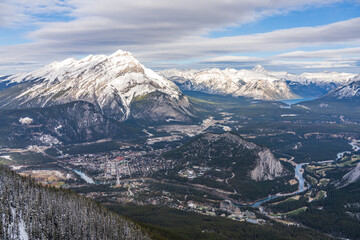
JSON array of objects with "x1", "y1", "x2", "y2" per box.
[
  {"x1": 1, "y1": 50, "x2": 191, "y2": 121},
  {"x1": 159, "y1": 66, "x2": 356, "y2": 100},
  {"x1": 325, "y1": 74, "x2": 360, "y2": 99}
]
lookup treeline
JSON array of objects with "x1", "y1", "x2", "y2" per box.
[
  {"x1": 0, "y1": 165, "x2": 150, "y2": 240},
  {"x1": 109, "y1": 205, "x2": 331, "y2": 240}
]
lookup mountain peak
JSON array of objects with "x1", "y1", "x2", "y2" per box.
[
  {"x1": 252, "y1": 65, "x2": 266, "y2": 72},
  {"x1": 111, "y1": 49, "x2": 131, "y2": 57}
]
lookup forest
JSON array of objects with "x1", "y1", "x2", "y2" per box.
[{"x1": 0, "y1": 165, "x2": 150, "y2": 240}]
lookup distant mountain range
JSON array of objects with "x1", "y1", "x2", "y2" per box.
[{"x1": 159, "y1": 66, "x2": 356, "y2": 100}]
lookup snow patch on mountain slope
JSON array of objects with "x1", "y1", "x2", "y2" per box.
[{"x1": 19, "y1": 117, "x2": 33, "y2": 125}]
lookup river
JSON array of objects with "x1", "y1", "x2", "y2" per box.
[
  {"x1": 336, "y1": 140, "x2": 360, "y2": 160},
  {"x1": 73, "y1": 170, "x2": 95, "y2": 184},
  {"x1": 251, "y1": 163, "x2": 307, "y2": 207},
  {"x1": 280, "y1": 97, "x2": 317, "y2": 106}
]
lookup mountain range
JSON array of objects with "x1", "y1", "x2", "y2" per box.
[
  {"x1": 0, "y1": 49, "x2": 359, "y2": 147},
  {"x1": 159, "y1": 66, "x2": 356, "y2": 100},
  {"x1": 0, "y1": 50, "x2": 192, "y2": 122}
]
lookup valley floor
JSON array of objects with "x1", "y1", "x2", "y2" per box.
[{"x1": 1, "y1": 93, "x2": 360, "y2": 239}]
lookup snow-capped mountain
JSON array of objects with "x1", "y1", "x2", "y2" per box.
[
  {"x1": 325, "y1": 74, "x2": 360, "y2": 99},
  {"x1": 282, "y1": 71, "x2": 356, "y2": 98},
  {"x1": 0, "y1": 50, "x2": 192, "y2": 122},
  {"x1": 159, "y1": 66, "x2": 298, "y2": 100},
  {"x1": 159, "y1": 66, "x2": 355, "y2": 100}
]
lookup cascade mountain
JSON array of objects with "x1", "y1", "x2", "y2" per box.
[{"x1": 0, "y1": 50, "x2": 192, "y2": 122}]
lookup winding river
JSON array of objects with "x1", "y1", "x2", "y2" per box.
[
  {"x1": 251, "y1": 140, "x2": 360, "y2": 207},
  {"x1": 251, "y1": 163, "x2": 307, "y2": 207}
]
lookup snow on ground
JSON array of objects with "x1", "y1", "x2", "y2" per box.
[
  {"x1": 18, "y1": 217, "x2": 29, "y2": 240},
  {"x1": 0, "y1": 155, "x2": 12, "y2": 160},
  {"x1": 19, "y1": 117, "x2": 33, "y2": 125}
]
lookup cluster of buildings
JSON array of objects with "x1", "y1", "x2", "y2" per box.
[
  {"x1": 178, "y1": 166, "x2": 211, "y2": 179},
  {"x1": 220, "y1": 200, "x2": 256, "y2": 221},
  {"x1": 100, "y1": 157, "x2": 130, "y2": 185}
]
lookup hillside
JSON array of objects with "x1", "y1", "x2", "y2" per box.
[
  {"x1": 163, "y1": 132, "x2": 292, "y2": 201},
  {"x1": 0, "y1": 101, "x2": 140, "y2": 147},
  {"x1": 0, "y1": 165, "x2": 150, "y2": 240}
]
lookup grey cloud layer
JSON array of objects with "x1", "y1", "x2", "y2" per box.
[{"x1": 0, "y1": 0, "x2": 359, "y2": 74}]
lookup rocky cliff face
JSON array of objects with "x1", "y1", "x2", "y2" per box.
[
  {"x1": 341, "y1": 162, "x2": 360, "y2": 187},
  {"x1": 130, "y1": 91, "x2": 192, "y2": 122},
  {"x1": 251, "y1": 149, "x2": 285, "y2": 181}
]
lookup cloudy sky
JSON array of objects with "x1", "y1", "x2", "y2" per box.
[{"x1": 0, "y1": 0, "x2": 359, "y2": 74}]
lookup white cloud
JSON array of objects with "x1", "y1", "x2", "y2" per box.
[
  {"x1": 0, "y1": 0, "x2": 72, "y2": 27},
  {"x1": 276, "y1": 47, "x2": 360, "y2": 59},
  {"x1": 136, "y1": 17, "x2": 360, "y2": 61}
]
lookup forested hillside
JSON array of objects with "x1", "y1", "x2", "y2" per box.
[{"x1": 0, "y1": 165, "x2": 150, "y2": 240}]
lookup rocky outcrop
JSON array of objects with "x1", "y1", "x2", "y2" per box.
[
  {"x1": 341, "y1": 162, "x2": 360, "y2": 187},
  {"x1": 251, "y1": 149, "x2": 285, "y2": 181},
  {"x1": 166, "y1": 132, "x2": 287, "y2": 181}
]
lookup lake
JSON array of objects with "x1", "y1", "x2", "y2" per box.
[{"x1": 280, "y1": 97, "x2": 317, "y2": 106}]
